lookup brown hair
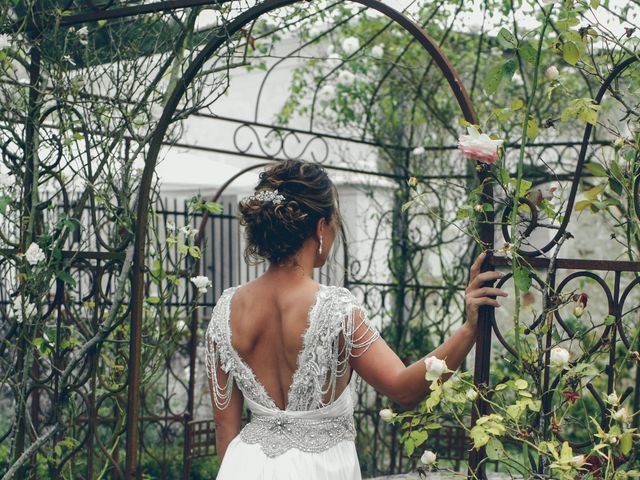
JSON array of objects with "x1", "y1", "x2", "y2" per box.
[{"x1": 238, "y1": 160, "x2": 340, "y2": 264}]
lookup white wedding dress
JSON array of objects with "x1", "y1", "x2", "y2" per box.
[{"x1": 205, "y1": 284, "x2": 381, "y2": 479}]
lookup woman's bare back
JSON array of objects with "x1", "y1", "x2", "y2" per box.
[{"x1": 228, "y1": 276, "x2": 322, "y2": 410}]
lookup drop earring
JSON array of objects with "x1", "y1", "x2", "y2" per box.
[{"x1": 318, "y1": 235, "x2": 323, "y2": 255}]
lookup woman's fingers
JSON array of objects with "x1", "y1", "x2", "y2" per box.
[
  {"x1": 467, "y1": 287, "x2": 509, "y2": 299},
  {"x1": 467, "y1": 297, "x2": 502, "y2": 308},
  {"x1": 469, "y1": 251, "x2": 487, "y2": 279},
  {"x1": 467, "y1": 271, "x2": 504, "y2": 290}
]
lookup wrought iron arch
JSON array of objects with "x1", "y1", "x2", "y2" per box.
[{"x1": 129, "y1": 0, "x2": 482, "y2": 477}]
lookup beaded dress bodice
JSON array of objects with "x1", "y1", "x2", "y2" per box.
[{"x1": 205, "y1": 284, "x2": 380, "y2": 457}]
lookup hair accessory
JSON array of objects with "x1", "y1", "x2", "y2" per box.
[{"x1": 248, "y1": 189, "x2": 286, "y2": 205}]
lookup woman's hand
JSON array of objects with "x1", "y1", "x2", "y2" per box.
[{"x1": 464, "y1": 251, "x2": 508, "y2": 330}]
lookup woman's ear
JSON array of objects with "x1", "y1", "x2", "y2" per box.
[{"x1": 316, "y1": 217, "x2": 326, "y2": 240}]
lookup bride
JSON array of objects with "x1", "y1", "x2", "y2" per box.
[{"x1": 205, "y1": 160, "x2": 507, "y2": 479}]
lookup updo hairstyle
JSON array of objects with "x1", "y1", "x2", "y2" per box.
[{"x1": 238, "y1": 160, "x2": 340, "y2": 264}]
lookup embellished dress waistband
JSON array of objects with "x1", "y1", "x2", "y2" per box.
[{"x1": 239, "y1": 411, "x2": 356, "y2": 458}]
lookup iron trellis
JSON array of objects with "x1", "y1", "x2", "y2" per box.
[{"x1": 3, "y1": 0, "x2": 639, "y2": 479}]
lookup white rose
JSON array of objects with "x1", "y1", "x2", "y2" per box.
[
  {"x1": 550, "y1": 347, "x2": 570, "y2": 368},
  {"x1": 0, "y1": 173, "x2": 12, "y2": 188},
  {"x1": 545, "y1": 65, "x2": 559, "y2": 80},
  {"x1": 12, "y1": 296, "x2": 36, "y2": 323},
  {"x1": 371, "y1": 44, "x2": 384, "y2": 59},
  {"x1": 613, "y1": 137, "x2": 627, "y2": 149},
  {"x1": 379, "y1": 408, "x2": 395, "y2": 423},
  {"x1": 190, "y1": 275, "x2": 212, "y2": 294},
  {"x1": 176, "y1": 320, "x2": 188, "y2": 332},
  {"x1": 25, "y1": 242, "x2": 46, "y2": 265},
  {"x1": 424, "y1": 356, "x2": 448, "y2": 382},
  {"x1": 420, "y1": 450, "x2": 437, "y2": 465},
  {"x1": 76, "y1": 26, "x2": 89, "y2": 46},
  {"x1": 0, "y1": 34, "x2": 11, "y2": 49},
  {"x1": 318, "y1": 84, "x2": 336, "y2": 104},
  {"x1": 465, "y1": 388, "x2": 478, "y2": 401},
  {"x1": 569, "y1": 454, "x2": 585, "y2": 467},
  {"x1": 341, "y1": 36, "x2": 360, "y2": 55},
  {"x1": 166, "y1": 220, "x2": 176, "y2": 234},
  {"x1": 337, "y1": 70, "x2": 355, "y2": 86},
  {"x1": 512, "y1": 72, "x2": 524, "y2": 86},
  {"x1": 412, "y1": 146, "x2": 425, "y2": 156},
  {"x1": 308, "y1": 24, "x2": 323, "y2": 38},
  {"x1": 612, "y1": 407, "x2": 629, "y2": 422},
  {"x1": 364, "y1": 8, "x2": 383, "y2": 19},
  {"x1": 180, "y1": 225, "x2": 198, "y2": 239},
  {"x1": 458, "y1": 125, "x2": 503, "y2": 164},
  {"x1": 606, "y1": 392, "x2": 619, "y2": 405}
]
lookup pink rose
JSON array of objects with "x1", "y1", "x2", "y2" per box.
[{"x1": 458, "y1": 125, "x2": 504, "y2": 164}]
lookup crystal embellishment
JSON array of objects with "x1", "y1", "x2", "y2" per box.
[
  {"x1": 240, "y1": 413, "x2": 356, "y2": 458},
  {"x1": 247, "y1": 189, "x2": 285, "y2": 205}
]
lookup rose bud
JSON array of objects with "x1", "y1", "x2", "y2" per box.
[{"x1": 545, "y1": 65, "x2": 559, "y2": 80}]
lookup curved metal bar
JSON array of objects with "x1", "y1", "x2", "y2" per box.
[
  {"x1": 515, "y1": 56, "x2": 638, "y2": 257},
  {"x1": 617, "y1": 276, "x2": 640, "y2": 349}
]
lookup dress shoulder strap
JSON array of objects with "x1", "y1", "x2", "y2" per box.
[
  {"x1": 204, "y1": 287, "x2": 237, "y2": 410},
  {"x1": 286, "y1": 286, "x2": 381, "y2": 411}
]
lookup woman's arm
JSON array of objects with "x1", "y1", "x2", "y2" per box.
[
  {"x1": 208, "y1": 367, "x2": 244, "y2": 461},
  {"x1": 350, "y1": 252, "x2": 507, "y2": 409}
]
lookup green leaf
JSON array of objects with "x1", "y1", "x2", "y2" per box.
[
  {"x1": 526, "y1": 118, "x2": 539, "y2": 140},
  {"x1": 188, "y1": 245, "x2": 201, "y2": 259},
  {"x1": 401, "y1": 200, "x2": 413, "y2": 212},
  {"x1": 204, "y1": 201, "x2": 223, "y2": 214},
  {"x1": 514, "y1": 379, "x2": 528, "y2": 389},
  {"x1": 497, "y1": 28, "x2": 517, "y2": 49},
  {"x1": 57, "y1": 270, "x2": 76, "y2": 287},
  {"x1": 514, "y1": 267, "x2": 532, "y2": 292},
  {"x1": 410, "y1": 430, "x2": 429, "y2": 447},
  {"x1": 609, "y1": 178, "x2": 623, "y2": 196},
  {"x1": 0, "y1": 195, "x2": 11, "y2": 215},
  {"x1": 404, "y1": 438, "x2": 415, "y2": 456},
  {"x1": 486, "y1": 438, "x2": 505, "y2": 460},
  {"x1": 484, "y1": 65, "x2": 503, "y2": 95},
  {"x1": 511, "y1": 99, "x2": 524, "y2": 110},
  {"x1": 470, "y1": 426, "x2": 490, "y2": 449},
  {"x1": 562, "y1": 42, "x2": 580, "y2": 65},
  {"x1": 584, "y1": 162, "x2": 607, "y2": 177},
  {"x1": 590, "y1": 0, "x2": 600, "y2": 8},
  {"x1": 621, "y1": 432, "x2": 633, "y2": 455},
  {"x1": 146, "y1": 296, "x2": 160, "y2": 305},
  {"x1": 578, "y1": 106, "x2": 598, "y2": 125},
  {"x1": 574, "y1": 200, "x2": 592, "y2": 212},
  {"x1": 502, "y1": 59, "x2": 517, "y2": 80},
  {"x1": 518, "y1": 42, "x2": 537, "y2": 64},
  {"x1": 584, "y1": 185, "x2": 604, "y2": 200}
]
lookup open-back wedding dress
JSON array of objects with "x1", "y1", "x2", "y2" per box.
[{"x1": 205, "y1": 283, "x2": 381, "y2": 479}]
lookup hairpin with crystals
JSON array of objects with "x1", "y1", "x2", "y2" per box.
[{"x1": 247, "y1": 189, "x2": 286, "y2": 205}]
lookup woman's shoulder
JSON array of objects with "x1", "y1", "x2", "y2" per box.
[{"x1": 316, "y1": 284, "x2": 362, "y2": 312}]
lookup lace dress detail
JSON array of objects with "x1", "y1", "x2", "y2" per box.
[
  {"x1": 205, "y1": 286, "x2": 277, "y2": 410},
  {"x1": 204, "y1": 284, "x2": 380, "y2": 458},
  {"x1": 286, "y1": 286, "x2": 380, "y2": 411}
]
